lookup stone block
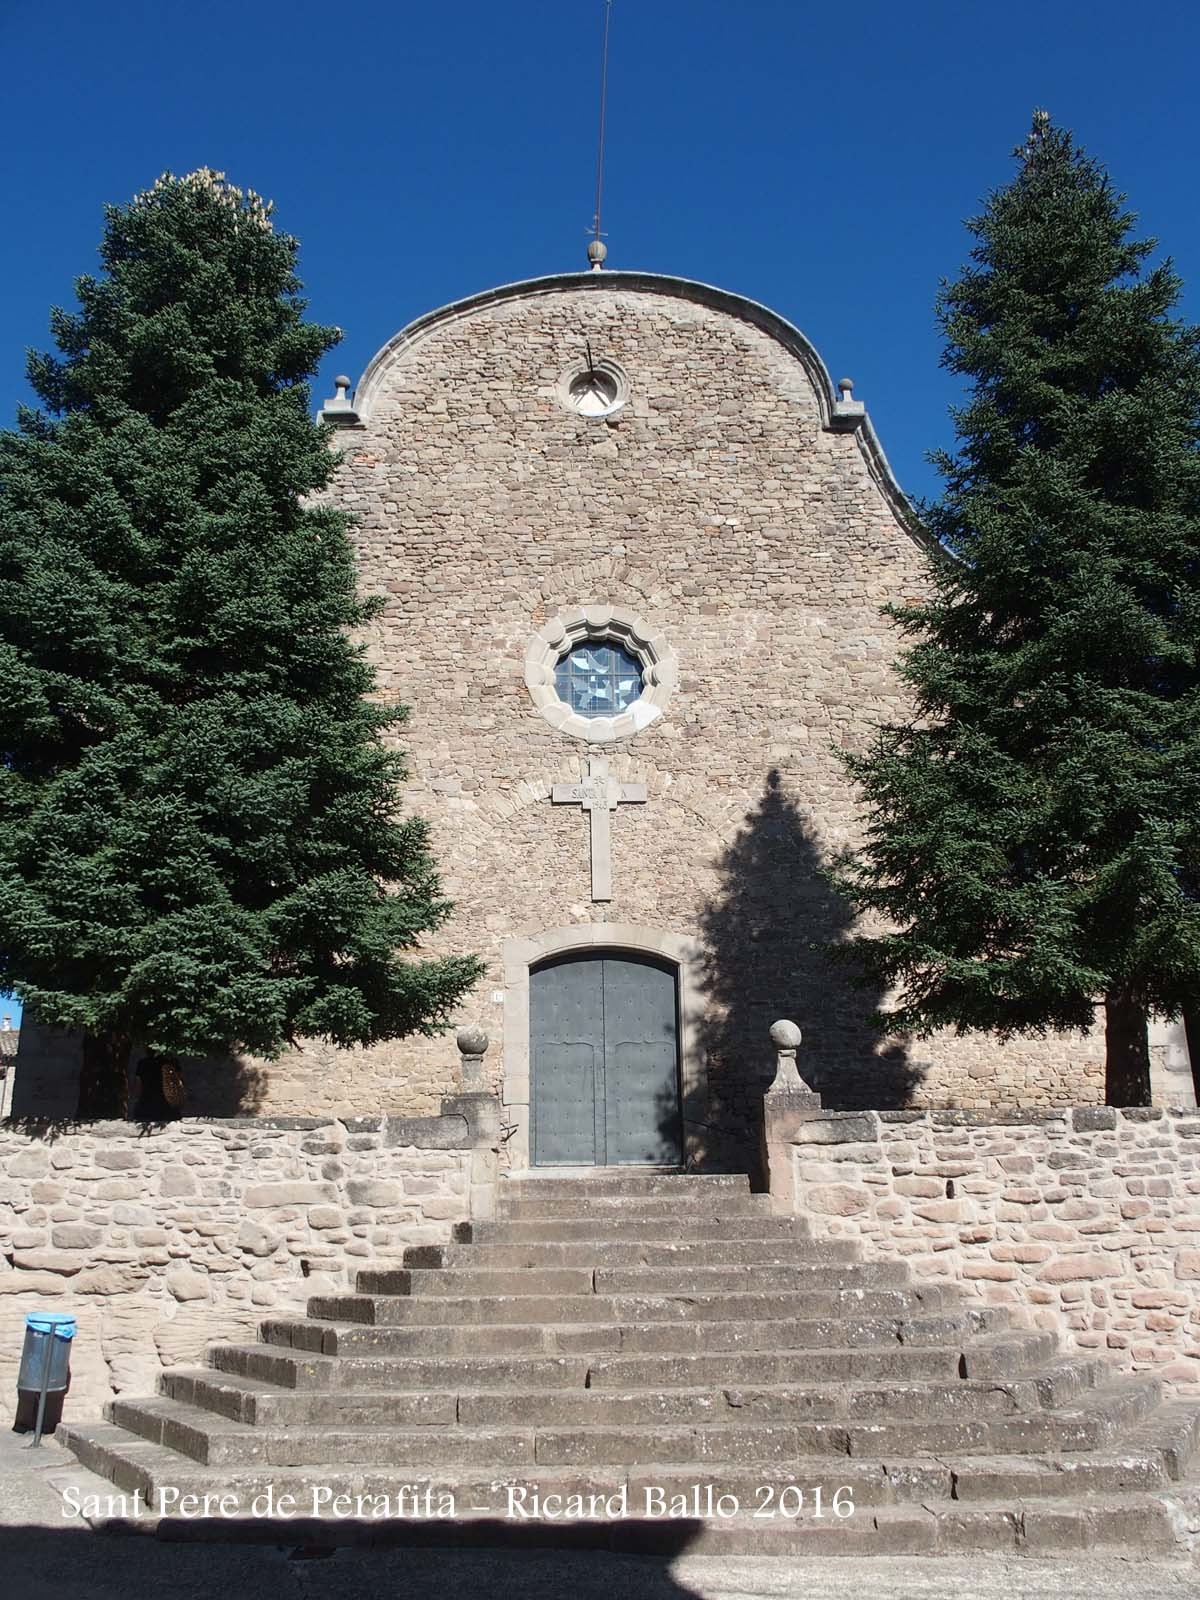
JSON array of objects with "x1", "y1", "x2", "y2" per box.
[
  {"x1": 51, "y1": 1224, "x2": 102, "y2": 1250},
  {"x1": 0, "y1": 1270, "x2": 67, "y2": 1295},
  {"x1": 912, "y1": 1201, "x2": 966, "y2": 1224},
  {"x1": 8, "y1": 1149, "x2": 49, "y2": 1178},
  {"x1": 74, "y1": 1266, "x2": 145, "y2": 1295},
  {"x1": 12, "y1": 1249, "x2": 82, "y2": 1274},
  {"x1": 1037, "y1": 1253, "x2": 1121, "y2": 1283},
  {"x1": 893, "y1": 1177, "x2": 944, "y2": 1198},
  {"x1": 1073, "y1": 1107, "x2": 1117, "y2": 1132},
  {"x1": 244, "y1": 1182, "x2": 337, "y2": 1208},
  {"x1": 94, "y1": 1180, "x2": 139, "y2": 1200},
  {"x1": 345, "y1": 1180, "x2": 404, "y2": 1207},
  {"x1": 790, "y1": 1114, "x2": 880, "y2": 1145},
  {"x1": 94, "y1": 1150, "x2": 141, "y2": 1170},
  {"x1": 805, "y1": 1184, "x2": 872, "y2": 1217},
  {"x1": 166, "y1": 1267, "x2": 210, "y2": 1301},
  {"x1": 308, "y1": 1207, "x2": 345, "y2": 1229},
  {"x1": 383, "y1": 1114, "x2": 469, "y2": 1150},
  {"x1": 237, "y1": 1221, "x2": 281, "y2": 1257},
  {"x1": 159, "y1": 1169, "x2": 196, "y2": 1197}
]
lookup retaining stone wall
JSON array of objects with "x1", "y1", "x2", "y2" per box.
[
  {"x1": 784, "y1": 1106, "x2": 1200, "y2": 1390},
  {"x1": 0, "y1": 1115, "x2": 475, "y2": 1423}
]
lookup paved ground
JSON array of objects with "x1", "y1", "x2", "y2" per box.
[{"x1": 1, "y1": 1431, "x2": 1196, "y2": 1600}]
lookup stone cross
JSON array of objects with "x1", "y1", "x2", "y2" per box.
[{"x1": 551, "y1": 756, "x2": 646, "y2": 902}]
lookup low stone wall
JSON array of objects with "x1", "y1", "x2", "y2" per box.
[
  {"x1": 0, "y1": 1103, "x2": 497, "y2": 1423},
  {"x1": 774, "y1": 1105, "x2": 1200, "y2": 1390}
]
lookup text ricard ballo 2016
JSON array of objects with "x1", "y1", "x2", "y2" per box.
[{"x1": 64, "y1": 1482, "x2": 858, "y2": 1523}]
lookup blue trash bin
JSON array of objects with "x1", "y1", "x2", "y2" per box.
[{"x1": 18, "y1": 1312, "x2": 76, "y2": 1444}]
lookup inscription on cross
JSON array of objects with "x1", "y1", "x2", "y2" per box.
[{"x1": 551, "y1": 756, "x2": 646, "y2": 902}]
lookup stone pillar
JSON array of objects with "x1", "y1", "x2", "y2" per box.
[
  {"x1": 761, "y1": 1019, "x2": 823, "y2": 1214},
  {"x1": 441, "y1": 1027, "x2": 501, "y2": 1221}
]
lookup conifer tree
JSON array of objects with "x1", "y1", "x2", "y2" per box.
[
  {"x1": 834, "y1": 114, "x2": 1200, "y2": 1105},
  {"x1": 0, "y1": 171, "x2": 482, "y2": 1117}
]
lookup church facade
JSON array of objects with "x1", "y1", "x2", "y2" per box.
[
  {"x1": 18, "y1": 268, "x2": 1142, "y2": 1151},
  {"x1": 293, "y1": 268, "x2": 1109, "y2": 1167}
]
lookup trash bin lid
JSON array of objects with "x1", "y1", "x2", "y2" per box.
[{"x1": 25, "y1": 1313, "x2": 77, "y2": 1337}]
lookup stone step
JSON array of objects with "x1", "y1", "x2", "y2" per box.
[
  {"x1": 442, "y1": 1377, "x2": 1102, "y2": 1430},
  {"x1": 494, "y1": 1192, "x2": 771, "y2": 1220},
  {"x1": 163, "y1": 1362, "x2": 1106, "y2": 1433},
  {"x1": 958, "y1": 1327, "x2": 1061, "y2": 1378},
  {"x1": 404, "y1": 1237, "x2": 862, "y2": 1270},
  {"x1": 167, "y1": 1351, "x2": 1116, "y2": 1432},
  {"x1": 585, "y1": 1331, "x2": 1070, "y2": 1390},
  {"x1": 831, "y1": 1375, "x2": 1166, "y2": 1462},
  {"x1": 58, "y1": 1420, "x2": 1196, "y2": 1524},
  {"x1": 498, "y1": 1173, "x2": 751, "y2": 1200},
  {"x1": 309, "y1": 1286, "x2": 954, "y2": 1329},
  {"x1": 208, "y1": 1344, "x2": 593, "y2": 1391},
  {"x1": 632, "y1": 1452, "x2": 1181, "y2": 1505},
  {"x1": 515, "y1": 1379, "x2": 1165, "y2": 1469},
  {"x1": 354, "y1": 1266, "x2": 597, "y2": 1297},
  {"x1": 59, "y1": 1420, "x2": 1200, "y2": 1555},
  {"x1": 107, "y1": 1399, "x2": 533, "y2": 1467},
  {"x1": 587, "y1": 1345, "x2": 964, "y2": 1388},
  {"x1": 258, "y1": 1306, "x2": 1011, "y2": 1359},
  {"x1": 355, "y1": 1256, "x2": 915, "y2": 1296},
  {"x1": 591, "y1": 1261, "x2": 915, "y2": 1294},
  {"x1": 950, "y1": 1450, "x2": 1177, "y2": 1501},
  {"x1": 106, "y1": 1375, "x2": 1161, "y2": 1472},
  {"x1": 164, "y1": 1369, "x2": 462, "y2": 1427},
  {"x1": 579, "y1": 1494, "x2": 1197, "y2": 1558},
  {"x1": 1120, "y1": 1401, "x2": 1200, "y2": 1481},
  {"x1": 461, "y1": 1214, "x2": 812, "y2": 1243},
  {"x1": 208, "y1": 1338, "x2": 1009, "y2": 1395}
]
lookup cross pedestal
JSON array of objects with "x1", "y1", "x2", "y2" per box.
[{"x1": 551, "y1": 756, "x2": 646, "y2": 902}]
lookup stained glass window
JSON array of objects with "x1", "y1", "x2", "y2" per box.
[{"x1": 554, "y1": 640, "x2": 643, "y2": 718}]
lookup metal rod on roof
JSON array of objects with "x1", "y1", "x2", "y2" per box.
[{"x1": 589, "y1": 1, "x2": 613, "y2": 264}]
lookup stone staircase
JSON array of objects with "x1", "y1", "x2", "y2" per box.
[{"x1": 60, "y1": 1172, "x2": 1200, "y2": 1558}]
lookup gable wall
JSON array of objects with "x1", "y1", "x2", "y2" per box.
[{"x1": 275, "y1": 280, "x2": 1101, "y2": 1159}]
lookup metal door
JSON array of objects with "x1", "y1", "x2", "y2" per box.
[{"x1": 530, "y1": 951, "x2": 682, "y2": 1166}]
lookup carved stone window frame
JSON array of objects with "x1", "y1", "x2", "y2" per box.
[
  {"x1": 524, "y1": 604, "x2": 678, "y2": 744},
  {"x1": 555, "y1": 356, "x2": 630, "y2": 419}
]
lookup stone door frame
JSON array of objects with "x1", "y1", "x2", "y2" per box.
[{"x1": 501, "y1": 924, "x2": 706, "y2": 1171}]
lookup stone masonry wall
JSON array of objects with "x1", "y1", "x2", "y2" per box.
[
  {"x1": 0, "y1": 1116, "x2": 475, "y2": 1424},
  {"x1": 783, "y1": 1107, "x2": 1200, "y2": 1391}
]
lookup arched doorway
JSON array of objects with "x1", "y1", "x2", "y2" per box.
[
  {"x1": 501, "y1": 925, "x2": 704, "y2": 1171},
  {"x1": 530, "y1": 949, "x2": 682, "y2": 1166}
]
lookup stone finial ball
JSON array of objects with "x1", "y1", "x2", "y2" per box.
[
  {"x1": 587, "y1": 239, "x2": 608, "y2": 266},
  {"x1": 334, "y1": 374, "x2": 351, "y2": 390},
  {"x1": 456, "y1": 1025, "x2": 489, "y2": 1055},
  {"x1": 769, "y1": 1019, "x2": 802, "y2": 1050}
]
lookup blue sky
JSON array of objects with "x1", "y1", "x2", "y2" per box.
[{"x1": 3, "y1": 1, "x2": 1199, "y2": 1025}]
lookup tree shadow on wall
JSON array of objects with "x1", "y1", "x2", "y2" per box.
[
  {"x1": 180, "y1": 1051, "x2": 269, "y2": 1115},
  {"x1": 6, "y1": 1024, "x2": 268, "y2": 1120},
  {"x1": 696, "y1": 770, "x2": 923, "y2": 1158}
]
